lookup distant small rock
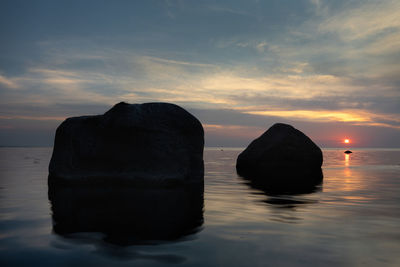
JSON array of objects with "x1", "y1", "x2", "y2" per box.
[
  {"x1": 236, "y1": 123, "x2": 323, "y2": 192},
  {"x1": 344, "y1": 150, "x2": 352, "y2": 154},
  {"x1": 49, "y1": 102, "x2": 204, "y2": 186}
]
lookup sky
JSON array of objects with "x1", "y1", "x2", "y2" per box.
[{"x1": 0, "y1": 0, "x2": 399, "y2": 147}]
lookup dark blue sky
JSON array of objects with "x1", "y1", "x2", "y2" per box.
[{"x1": 1, "y1": 0, "x2": 399, "y2": 147}]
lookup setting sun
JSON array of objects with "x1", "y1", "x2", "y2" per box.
[{"x1": 344, "y1": 139, "x2": 350, "y2": 144}]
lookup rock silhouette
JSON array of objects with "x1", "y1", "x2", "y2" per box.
[
  {"x1": 236, "y1": 123, "x2": 323, "y2": 193},
  {"x1": 344, "y1": 150, "x2": 352, "y2": 154},
  {"x1": 49, "y1": 102, "x2": 204, "y2": 186}
]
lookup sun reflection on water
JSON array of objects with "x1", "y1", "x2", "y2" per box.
[
  {"x1": 344, "y1": 153, "x2": 350, "y2": 167},
  {"x1": 323, "y1": 150, "x2": 369, "y2": 193}
]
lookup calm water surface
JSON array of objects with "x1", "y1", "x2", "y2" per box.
[{"x1": 0, "y1": 147, "x2": 400, "y2": 266}]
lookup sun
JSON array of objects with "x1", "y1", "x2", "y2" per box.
[{"x1": 344, "y1": 139, "x2": 350, "y2": 144}]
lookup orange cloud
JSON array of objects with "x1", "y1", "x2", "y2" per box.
[{"x1": 243, "y1": 109, "x2": 400, "y2": 130}]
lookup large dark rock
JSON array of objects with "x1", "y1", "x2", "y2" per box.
[
  {"x1": 236, "y1": 123, "x2": 323, "y2": 193},
  {"x1": 49, "y1": 102, "x2": 204, "y2": 186}
]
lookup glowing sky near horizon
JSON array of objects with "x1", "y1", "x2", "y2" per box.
[{"x1": 0, "y1": 0, "x2": 399, "y2": 147}]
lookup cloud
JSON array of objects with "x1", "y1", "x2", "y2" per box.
[
  {"x1": 318, "y1": 0, "x2": 400, "y2": 41},
  {"x1": 0, "y1": 74, "x2": 19, "y2": 89},
  {"x1": 245, "y1": 109, "x2": 400, "y2": 129},
  {"x1": 364, "y1": 31, "x2": 400, "y2": 55},
  {"x1": 0, "y1": 115, "x2": 65, "y2": 121},
  {"x1": 256, "y1": 42, "x2": 268, "y2": 53},
  {"x1": 144, "y1": 56, "x2": 215, "y2": 68},
  {"x1": 1, "y1": 44, "x2": 399, "y2": 132},
  {"x1": 204, "y1": 123, "x2": 264, "y2": 139}
]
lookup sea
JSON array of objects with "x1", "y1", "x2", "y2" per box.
[{"x1": 0, "y1": 147, "x2": 400, "y2": 266}]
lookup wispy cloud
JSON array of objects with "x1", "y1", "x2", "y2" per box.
[
  {"x1": 0, "y1": 115, "x2": 65, "y2": 121},
  {"x1": 364, "y1": 31, "x2": 400, "y2": 55},
  {"x1": 319, "y1": 0, "x2": 400, "y2": 41},
  {"x1": 1, "y1": 44, "x2": 399, "y2": 131},
  {"x1": 203, "y1": 123, "x2": 265, "y2": 141},
  {"x1": 0, "y1": 74, "x2": 19, "y2": 89},
  {"x1": 245, "y1": 109, "x2": 400, "y2": 129}
]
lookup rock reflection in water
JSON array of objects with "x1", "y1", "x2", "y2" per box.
[
  {"x1": 241, "y1": 171, "x2": 323, "y2": 223},
  {"x1": 48, "y1": 180, "x2": 204, "y2": 246},
  {"x1": 263, "y1": 195, "x2": 319, "y2": 208},
  {"x1": 240, "y1": 168, "x2": 323, "y2": 195}
]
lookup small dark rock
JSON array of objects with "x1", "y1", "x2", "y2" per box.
[
  {"x1": 344, "y1": 150, "x2": 352, "y2": 154},
  {"x1": 236, "y1": 123, "x2": 323, "y2": 192},
  {"x1": 49, "y1": 102, "x2": 204, "y2": 186}
]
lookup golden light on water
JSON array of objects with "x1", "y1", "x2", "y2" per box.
[{"x1": 345, "y1": 153, "x2": 350, "y2": 167}]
